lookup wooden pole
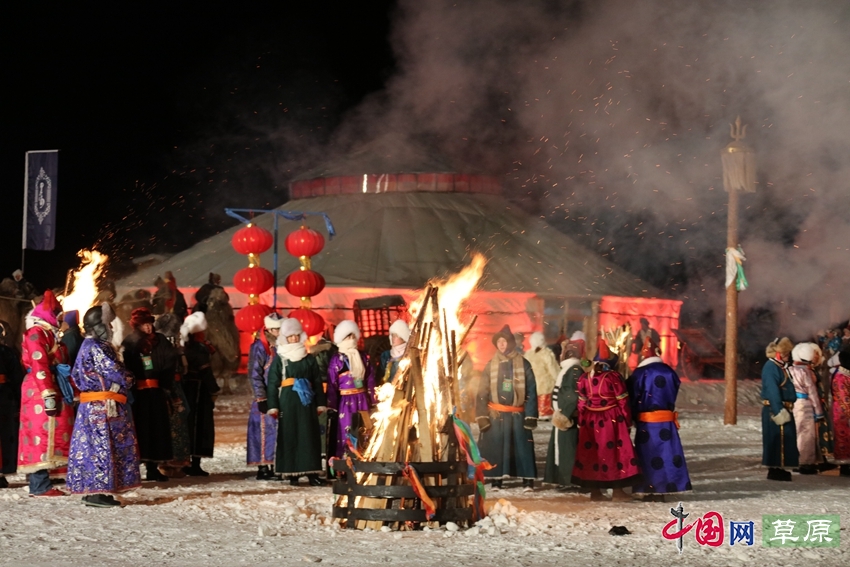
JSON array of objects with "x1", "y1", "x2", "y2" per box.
[{"x1": 724, "y1": 187, "x2": 739, "y2": 425}]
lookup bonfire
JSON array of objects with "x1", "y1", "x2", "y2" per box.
[{"x1": 332, "y1": 254, "x2": 488, "y2": 530}]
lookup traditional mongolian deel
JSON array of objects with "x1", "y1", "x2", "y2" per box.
[
  {"x1": 544, "y1": 357, "x2": 581, "y2": 487},
  {"x1": 788, "y1": 343, "x2": 824, "y2": 468},
  {"x1": 476, "y1": 327, "x2": 538, "y2": 481},
  {"x1": 67, "y1": 337, "x2": 141, "y2": 494},
  {"x1": 18, "y1": 324, "x2": 74, "y2": 474},
  {"x1": 832, "y1": 364, "x2": 850, "y2": 465},
  {"x1": 267, "y1": 332, "x2": 326, "y2": 478},
  {"x1": 761, "y1": 357, "x2": 799, "y2": 469},
  {"x1": 627, "y1": 356, "x2": 691, "y2": 494},
  {"x1": 247, "y1": 335, "x2": 277, "y2": 466},
  {"x1": 571, "y1": 365, "x2": 641, "y2": 488},
  {"x1": 327, "y1": 321, "x2": 375, "y2": 459}
]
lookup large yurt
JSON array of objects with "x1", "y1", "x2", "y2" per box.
[{"x1": 117, "y1": 141, "x2": 681, "y2": 370}]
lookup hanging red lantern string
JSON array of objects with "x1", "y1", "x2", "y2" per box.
[
  {"x1": 284, "y1": 225, "x2": 326, "y2": 325},
  {"x1": 285, "y1": 226, "x2": 325, "y2": 269},
  {"x1": 232, "y1": 223, "x2": 276, "y2": 336},
  {"x1": 236, "y1": 303, "x2": 273, "y2": 333}
]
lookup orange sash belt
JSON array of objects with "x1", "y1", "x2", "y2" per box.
[
  {"x1": 80, "y1": 391, "x2": 128, "y2": 404},
  {"x1": 638, "y1": 410, "x2": 680, "y2": 429},
  {"x1": 488, "y1": 402, "x2": 523, "y2": 413},
  {"x1": 281, "y1": 378, "x2": 296, "y2": 387},
  {"x1": 340, "y1": 387, "x2": 366, "y2": 396},
  {"x1": 136, "y1": 379, "x2": 160, "y2": 390}
]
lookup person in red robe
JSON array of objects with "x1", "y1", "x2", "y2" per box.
[{"x1": 571, "y1": 359, "x2": 641, "y2": 501}]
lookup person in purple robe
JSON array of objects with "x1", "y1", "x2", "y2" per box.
[
  {"x1": 626, "y1": 350, "x2": 691, "y2": 501},
  {"x1": 67, "y1": 305, "x2": 141, "y2": 507},
  {"x1": 326, "y1": 320, "x2": 375, "y2": 460},
  {"x1": 246, "y1": 313, "x2": 282, "y2": 480}
]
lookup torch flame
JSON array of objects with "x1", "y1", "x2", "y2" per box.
[{"x1": 59, "y1": 249, "x2": 108, "y2": 316}]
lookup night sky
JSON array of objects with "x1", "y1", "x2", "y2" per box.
[{"x1": 2, "y1": 2, "x2": 395, "y2": 289}]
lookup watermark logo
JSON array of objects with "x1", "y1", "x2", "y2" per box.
[
  {"x1": 662, "y1": 504, "x2": 840, "y2": 552},
  {"x1": 762, "y1": 515, "x2": 840, "y2": 548}
]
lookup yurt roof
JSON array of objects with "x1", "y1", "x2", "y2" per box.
[{"x1": 117, "y1": 191, "x2": 660, "y2": 299}]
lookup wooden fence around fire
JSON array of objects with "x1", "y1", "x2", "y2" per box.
[{"x1": 331, "y1": 459, "x2": 474, "y2": 528}]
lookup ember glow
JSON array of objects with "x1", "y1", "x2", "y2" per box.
[{"x1": 59, "y1": 249, "x2": 108, "y2": 316}]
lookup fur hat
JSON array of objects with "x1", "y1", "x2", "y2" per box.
[
  {"x1": 492, "y1": 325, "x2": 517, "y2": 352},
  {"x1": 264, "y1": 313, "x2": 283, "y2": 330},
  {"x1": 334, "y1": 320, "x2": 361, "y2": 345},
  {"x1": 570, "y1": 330, "x2": 586, "y2": 342},
  {"x1": 154, "y1": 313, "x2": 181, "y2": 338},
  {"x1": 180, "y1": 311, "x2": 207, "y2": 344},
  {"x1": 389, "y1": 319, "x2": 411, "y2": 343},
  {"x1": 765, "y1": 337, "x2": 793, "y2": 359},
  {"x1": 529, "y1": 331, "x2": 546, "y2": 350},
  {"x1": 791, "y1": 342, "x2": 815, "y2": 363},
  {"x1": 280, "y1": 317, "x2": 307, "y2": 343},
  {"x1": 130, "y1": 307, "x2": 155, "y2": 330},
  {"x1": 31, "y1": 290, "x2": 62, "y2": 328},
  {"x1": 839, "y1": 350, "x2": 850, "y2": 370}
]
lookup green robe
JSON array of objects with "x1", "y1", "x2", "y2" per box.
[
  {"x1": 544, "y1": 362, "x2": 581, "y2": 486},
  {"x1": 267, "y1": 354, "x2": 327, "y2": 476}
]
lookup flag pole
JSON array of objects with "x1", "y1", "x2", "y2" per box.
[{"x1": 21, "y1": 151, "x2": 29, "y2": 273}]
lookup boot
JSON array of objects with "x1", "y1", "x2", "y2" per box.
[
  {"x1": 144, "y1": 463, "x2": 169, "y2": 482},
  {"x1": 840, "y1": 465, "x2": 850, "y2": 477},
  {"x1": 490, "y1": 479, "x2": 502, "y2": 490},
  {"x1": 0, "y1": 476, "x2": 8, "y2": 489},
  {"x1": 183, "y1": 457, "x2": 209, "y2": 477},
  {"x1": 589, "y1": 489, "x2": 607, "y2": 501},
  {"x1": 82, "y1": 494, "x2": 121, "y2": 508},
  {"x1": 798, "y1": 464, "x2": 818, "y2": 475},
  {"x1": 817, "y1": 460, "x2": 838, "y2": 472},
  {"x1": 256, "y1": 465, "x2": 272, "y2": 480},
  {"x1": 289, "y1": 477, "x2": 300, "y2": 486},
  {"x1": 307, "y1": 474, "x2": 326, "y2": 486},
  {"x1": 767, "y1": 467, "x2": 792, "y2": 481},
  {"x1": 522, "y1": 478, "x2": 534, "y2": 492}
]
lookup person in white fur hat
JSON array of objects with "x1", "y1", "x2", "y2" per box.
[
  {"x1": 266, "y1": 318, "x2": 326, "y2": 486},
  {"x1": 378, "y1": 319, "x2": 410, "y2": 384},
  {"x1": 180, "y1": 311, "x2": 221, "y2": 477},
  {"x1": 788, "y1": 342, "x2": 825, "y2": 475},
  {"x1": 246, "y1": 313, "x2": 283, "y2": 480},
  {"x1": 524, "y1": 332, "x2": 560, "y2": 419},
  {"x1": 326, "y1": 320, "x2": 375, "y2": 459}
]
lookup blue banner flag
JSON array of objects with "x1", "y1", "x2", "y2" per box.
[{"x1": 23, "y1": 150, "x2": 59, "y2": 251}]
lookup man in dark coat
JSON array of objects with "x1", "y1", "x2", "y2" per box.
[
  {"x1": 0, "y1": 321, "x2": 24, "y2": 488},
  {"x1": 761, "y1": 337, "x2": 798, "y2": 481},
  {"x1": 122, "y1": 308, "x2": 176, "y2": 481},
  {"x1": 180, "y1": 312, "x2": 220, "y2": 476},
  {"x1": 476, "y1": 325, "x2": 538, "y2": 490}
]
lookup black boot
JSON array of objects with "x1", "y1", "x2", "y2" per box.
[
  {"x1": 307, "y1": 474, "x2": 326, "y2": 487},
  {"x1": 256, "y1": 465, "x2": 272, "y2": 480},
  {"x1": 798, "y1": 464, "x2": 818, "y2": 475},
  {"x1": 767, "y1": 467, "x2": 792, "y2": 481},
  {"x1": 490, "y1": 479, "x2": 502, "y2": 490},
  {"x1": 183, "y1": 457, "x2": 209, "y2": 477},
  {"x1": 289, "y1": 477, "x2": 300, "y2": 486},
  {"x1": 144, "y1": 463, "x2": 169, "y2": 482},
  {"x1": 840, "y1": 465, "x2": 850, "y2": 477},
  {"x1": 522, "y1": 478, "x2": 534, "y2": 491},
  {"x1": 817, "y1": 460, "x2": 838, "y2": 472},
  {"x1": 0, "y1": 476, "x2": 8, "y2": 489},
  {"x1": 82, "y1": 494, "x2": 121, "y2": 508}
]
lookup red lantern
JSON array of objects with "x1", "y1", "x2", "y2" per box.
[
  {"x1": 236, "y1": 303, "x2": 273, "y2": 333},
  {"x1": 284, "y1": 269, "x2": 325, "y2": 298},
  {"x1": 234, "y1": 266, "x2": 275, "y2": 296},
  {"x1": 285, "y1": 226, "x2": 324, "y2": 258},
  {"x1": 232, "y1": 225, "x2": 274, "y2": 255},
  {"x1": 288, "y1": 308, "x2": 325, "y2": 337}
]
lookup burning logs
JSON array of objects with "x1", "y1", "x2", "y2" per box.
[{"x1": 332, "y1": 255, "x2": 486, "y2": 530}]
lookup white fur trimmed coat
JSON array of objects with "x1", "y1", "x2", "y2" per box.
[{"x1": 524, "y1": 346, "x2": 560, "y2": 396}]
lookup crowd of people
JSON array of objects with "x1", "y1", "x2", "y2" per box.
[{"x1": 2, "y1": 272, "x2": 850, "y2": 509}]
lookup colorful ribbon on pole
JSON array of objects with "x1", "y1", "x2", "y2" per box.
[{"x1": 452, "y1": 413, "x2": 494, "y2": 521}]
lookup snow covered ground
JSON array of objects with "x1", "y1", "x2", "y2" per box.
[{"x1": 1, "y1": 380, "x2": 848, "y2": 567}]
